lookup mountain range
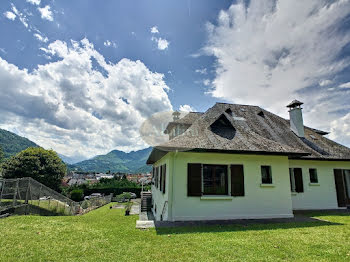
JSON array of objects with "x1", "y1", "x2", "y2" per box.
[
  {"x1": 69, "y1": 147, "x2": 153, "y2": 173},
  {"x1": 0, "y1": 128, "x2": 152, "y2": 173},
  {"x1": 0, "y1": 128, "x2": 39, "y2": 158}
]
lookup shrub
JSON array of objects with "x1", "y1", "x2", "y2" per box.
[{"x1": 70, "y1": 189, "x2": 84, "y2": 202}]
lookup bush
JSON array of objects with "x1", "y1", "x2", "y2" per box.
[
  {"x1": 70, "y1": 189, "x2": 84, "y2": 202},
  {"x1": 115, "y1": 192, "x2": 132, "y2": 202}
]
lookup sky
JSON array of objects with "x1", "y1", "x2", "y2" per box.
[{"x1": 0, "y1": 0, "x2": 350, "y2": 162}]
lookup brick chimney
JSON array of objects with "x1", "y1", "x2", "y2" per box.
[{"x1": 286, "y1": 99, "x2": 305, "y2": 137}]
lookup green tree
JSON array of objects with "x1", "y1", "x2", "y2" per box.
[
  {"x1": 1, "y1": 147, "x2": 66, "y2": 191},
  {"x1": 0, "y1": 146, "x2": 4, "y2": 163}
]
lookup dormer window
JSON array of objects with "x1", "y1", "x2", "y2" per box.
[
  {"x1": 258, "y1": 111, "x2": 265, "y2": 118},
  {"x1": 225, "y1": 108, "x2": 233, "y2": 116},
  {"x1": 210, "y1": 114, "x2": 236, "y2": 140}
]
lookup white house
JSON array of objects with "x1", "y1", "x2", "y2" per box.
[{"x1": 146, "y1": 101, "x2": 350, "y2": 221}]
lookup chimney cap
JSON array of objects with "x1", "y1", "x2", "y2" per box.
[{"x1": 286, "y1": 99, "x2": 303, "y2": 108}]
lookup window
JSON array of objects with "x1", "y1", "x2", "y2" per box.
[
  {"x1": 202, "y1": 164, "x2": 228, "y2": 195},
  {"x1": 309, "y1": 168, "x2": 318, "y2": 183},
  {"x1": 289, "y1": 168, "x2": 304, "y2": 193},
  {"x1": 261, "y1": 166, "x2": 272, "y2": 184}
]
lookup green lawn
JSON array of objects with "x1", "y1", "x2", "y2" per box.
[{"x1": 1, "y1": 205, "x2": 350, "y2": 262}]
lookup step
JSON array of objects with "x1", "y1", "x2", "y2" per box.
[{"x1": 136, "y1": 220, "x2": 155, "y2": 229}]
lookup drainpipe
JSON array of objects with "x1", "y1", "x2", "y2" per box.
[{"x1": 170, "y1": 150, "x2": 178, "y2": 222}]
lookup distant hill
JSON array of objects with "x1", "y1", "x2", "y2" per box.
[
  {"x1": 70, "y1": 147, "x2": 153, "y2": 173},
  {"x1": 0, "y1": 128, "x2": 39, "y2": 158}
]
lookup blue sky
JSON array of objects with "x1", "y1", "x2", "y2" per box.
[{"x1": 0, "y1": 0, "x2": 350, "y2": 161}]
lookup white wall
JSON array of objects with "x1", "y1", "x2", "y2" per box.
[
  {"x1": 168, "y1": 152, "x2": 294, "y2": 221},
  {"x1": 289, "y1": 160, "x2": 350, "y2": 210},
  {"x1": 151, "y1": 153, "x2": 171, "y2": 221}
]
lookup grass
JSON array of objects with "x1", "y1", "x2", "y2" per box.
[{"x1": 1, "y1": 206, "x2": 350, "y2": 262}]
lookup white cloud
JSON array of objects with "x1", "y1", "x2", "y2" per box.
[
  {"x1": 26, "y1": 0, "x2": 41, "y2": 5},
  {"x1": 38, "y1": 5, "x2": 53, "y2": 21},
  {"x1": 152, "y1": 37, "x2": 169, "y2": 50},
  {"x1": 34, "y1": 33, "x2": 48, "y2": 43},
  {"x1": 204, "y1": 0, "x2": 350, "y2": 146},
  {"x1": 339, "y1": 82, "x2": 350, "y2": 89},
  {"x1": 151, "y1": 26, "x2": 159, "y2": 34},
  {"x1": 7, "y1": 4, "x2": 29, "y2": 28},
  {"x1": 330, "y1": 113, "x2": 350, "y2": 146},
  {"x1": 179, "y1": 104, "x2": 195, "y2": 112},
  {"x1": 104, "y1": 40, "x2": 117, "y2": 48},
  {"x1": 0, "y1": 38, "x2": 172, "y2": 158},
  {"x1": 195, "y1": 68, "x2": 207, "y2": 75},
  {"x1": 203, "y1": 79, "x2": 211, "y2": 86},
  {"x1": 319, "y1": 79, "x2": 332, "y2": 86},
  {"x1": 4, "y1": 11, "x2": 16, "y2": 20}
]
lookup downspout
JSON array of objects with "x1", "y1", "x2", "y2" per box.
[{"x1": 170, "y1": 150, "x2": 178, "y2": 221}]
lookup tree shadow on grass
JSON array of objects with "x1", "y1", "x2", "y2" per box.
[{"x1": 154, "y1": 214, "x2": 343, "y2": 235}]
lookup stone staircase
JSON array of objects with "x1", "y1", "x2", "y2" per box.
[{"x1": 141, "y1": 191, "x2": 152, "y2": 212}]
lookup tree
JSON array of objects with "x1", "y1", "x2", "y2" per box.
[
  {"x1": 0, "y1": 146, "x2": 4, "y2": 163},
  {"x1": 1, "y1": 147, "x2": 66, "y2": 192}
]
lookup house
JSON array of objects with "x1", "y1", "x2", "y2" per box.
[{"x1": 146, "y1": 101, "x2": 350, "y2": 221}]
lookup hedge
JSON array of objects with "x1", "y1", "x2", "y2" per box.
[{"x1": 83, "y1": 187, "x2": 142, "y2": 197}]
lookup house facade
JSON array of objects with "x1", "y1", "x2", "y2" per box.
[{"x1": 147, "y1": 101, "x2": 350, "y2": 221}]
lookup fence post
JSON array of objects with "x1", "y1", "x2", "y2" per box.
[
  {"x1": 0, "y1": 180, "x2": 5, "y2": 206},
  {"x1": 12, "y1": 179, "x2": 19, "y2": 207}
]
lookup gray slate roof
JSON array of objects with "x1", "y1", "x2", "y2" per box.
[{"x1": 147, "y1": 102, "x2": 350, "y2": 164}]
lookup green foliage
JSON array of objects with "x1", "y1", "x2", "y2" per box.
[
  {"x1": 70, "y1": 189, "x2": 84, "y2": 202},
  {"x1": 0, "y1": 146, "x2": 4, "y2": 163},
  {"x1": 124, "y1": 201, "x2": 132, "y2": 212},
  {"x1": 69, "y1": 147, "x2": 152, "y2": 173},
  {"x1": 116, "y1": 192, "x2": 132, "y2": 202},
  {"x1": 1, "y1": 147, "x2": 66, "y2": 191},
  {"x1": 0, "y1": 128, "x2": 38, "y2": 159}
]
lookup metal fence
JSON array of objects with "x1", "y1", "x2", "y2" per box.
[{"x1": 0, "y1": 177, "x2": 112, "y2": 216}]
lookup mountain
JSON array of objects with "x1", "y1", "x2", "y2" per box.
[
  {"x1": 58, "y1": 154, "x2": 86, "y2": 165},
  {"x1": 70, "y1": 147, "x2": 153, "y2": 173},
  {"x1": 0, "y1": 128, "x2": 39, "y2": 158}
]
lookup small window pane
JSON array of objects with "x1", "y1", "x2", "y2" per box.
[
  {"x1": 309, "y1": 169, "x2": 318, "y2": 183},
  {"x1": 261, "y1": 166, "x2": 272, "y2": 184},
  {"x1": 203, "y1": 165, "x2": 228, "y2": 195}
]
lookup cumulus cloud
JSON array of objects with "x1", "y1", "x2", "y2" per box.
[
  {"x1": 195, "y1": 68, "x2": 207, "y2": 75},
  {"x1": 179, "y1": 104, "x2": 195, "y2": 112},
  {"x1": 26, "y1": 0, "x2": 41, "y2": 5},
  {"x1": 150, "y1": 26, "x2": 159, "y2": 34},
  {"x1": 38, "y1": 5, "x2": 53, "y2": 21},
  {"x1": 152, "y1": 37, "x2": 169, "y2": 50},
  {"x1": 205, "y1": 0, "x2": 350, "y2": 146},
  {"x1": 4, "y1": 11, "x2": 16, "y2": 20},
  {"x1": 0, "y1": 38, "x2": 172, "y2": 158},
  {"x1": 104, "y1": 40, "x2": 117, "y2": 48},
  {"x1": 34, "y1": 33, "x2": 48, "y2": 43},
  {"x1": 319, "y1": 79, "x2": 332, "y2": 86},
  {"x1": 339, "y1": 82, "x2": 350, "y2": 89},
  {"x1": 330, "y1": 113, "x2": 350, "y2": 147}
]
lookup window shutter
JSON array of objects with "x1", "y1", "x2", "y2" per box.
[
  {"x1": 187, "y1": 163, "x2": 202, "y2": 196},
  {"x1": 159, "y1": 165, "x2": 163, "y2": 191},
  {"x1": 156, "y1": 166, "x2": 159, "y2": 188},
  {"x1": 294, "y1": 168, "x2": 304, "y2": 193},
  {"x1": 162, "y1": 164, "x2": 166, "y2": 194},
  {"x1": 230, "y1": 165, "x2": 244, "y2": 196}
]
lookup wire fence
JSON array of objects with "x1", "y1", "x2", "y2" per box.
[{"x1": 0, "y1": 177, "x2": 112, "y2": 216}]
